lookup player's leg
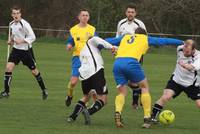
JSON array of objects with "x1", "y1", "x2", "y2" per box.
[
  {"x1": 128, "y1": 82, "x2": 141, "y2": 109},
  {"x1": 151, "y1": 78, "x2": 182, "y2": 122},
  {"x1": 23, "y1": 48, "x2": 48, "y2": 100},
  {"x1": 151, "y1": 89, "x2": 175, "y2": 122},
  {"x1": 67, "y1": 95, "x2": 89, "y2": 122},
  {"x1": 65, "y1": 76, "x2": 79, "y2": 106},
  {"x1": 195, "y1": 99, "x2": 200, "y2": 108},
  {"x1": 65, "y1": 56, "x2": 80, "y2": 106},
  {"x1": 113, "y1": 59, "x2": 128, "y2": 127},
  {"x1": 0, "y1": 62, "x2": 15, "y2": 98},
  {"x1": 0, "y1": 48, "x2": 19, "y2": 98},
  {"x1": 136, "y1": 79, "x2": 152, "y2": 128},
  {"x1": 31, "y1": 68, "x2": 48, "y2": 100}
]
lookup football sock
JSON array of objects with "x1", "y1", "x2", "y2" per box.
[
  {"x1": 132, "y1": 88, "x2": 141, "y2": 105},
  {"x1": 151, "y1": 103, "x2": 163, "y2": 118},
  {"x1": 67, "y1": 81, "x2": 74, "y2": 97},
  {"x1": 35, "y1": 72, "x2": 46, "y2": 91},
  {"x1": 88, "y1": 99, "x2": 104, "y2": 115},
  {"x1": 69, "y1": 100, "x2": 85, "y2": 120},
  {"x1": 4, "y1": 72, "x2": 12, "y2": 93},
  {"x1": 141, "y1": 92, "x2": 151, "y2": 118},
  {"x1": 115, "y1": 94, "x2": 125, "y2": 114}
]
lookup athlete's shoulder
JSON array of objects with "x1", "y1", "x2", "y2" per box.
[
  {"x1": 70, "y1": 24, "x2": 79, "y2": 31},
  {"x1": 118, "y1": 18, "x2": 127, "y2": 26},
  {"x1": 20, "y1": 19, "x2": 30, "y2": 26},
  {"x1": 177, "y1": 45, "x2": 184, "y2": 53},
  {"x1": 87, "y1": 24, "x2": 96, "y2": 30}
]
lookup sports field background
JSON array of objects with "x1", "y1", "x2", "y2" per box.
[{"x1": 0, "y1": 38, "x2": 199, "y2": 134}]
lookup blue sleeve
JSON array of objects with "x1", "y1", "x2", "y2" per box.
[
  {"x1": 66, "y1": 33, "x2": 75, "y2": 46},
  {"x1": 105, "y1": 36, "x2": 123, "y2": 46},
  {"x1": 148, "y1": 36, "x2": 183, "y2": 46}
]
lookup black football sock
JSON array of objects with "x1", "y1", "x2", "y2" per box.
[
  {"x1": 88, "y1": 99, "x2": 104, "y2": 115},
  {"x1": 35, "y1": 72, "x2": 46, "y2": 91},
  {"x1": 69, "y1": 100, "x2": 86, "y2": 120},
  {"x1": 4, "y1": 72, "x2": 12, "y2": 93},
  {"x1": 151, "y1": 103, "x2": 163, "y2": 118},
  {"x1": 132, "y1": 88, "x2": 141, "y2": 105}
]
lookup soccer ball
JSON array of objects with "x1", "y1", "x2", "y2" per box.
[{"x1": 159, "y1": 110, "x2": 175, "y2": 125}]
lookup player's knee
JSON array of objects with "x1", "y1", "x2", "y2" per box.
[
  {"x1": 31, "y1": 69, "x2": 39, "y2": 76},
  {"x1": 161, "y1": 94, "x2": 172, "y2": 102},
  {"x1": 6, "y1": 63, "x2": 14, "y2": 72},
  {"x1": 195, "y1": 101, "x2": 200, "y2": 108},
  {"x1": 70, "y1": 78, "x2": 78, "y2": 87}
]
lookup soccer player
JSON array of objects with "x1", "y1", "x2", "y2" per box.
[
  {"x1": 67, "y1": 36, "x2": 116, "y2": 124},
  {"x1": 106, "y1": 27, "x2": 183, "y2": 128},
  {"x1": 151, "y1": 39, "x2": 200, "y2": 123},
  {"x1": 65, "y1": 9, "x2": 96, "y2": 106},
  {"x1": 0, "y1": 6, "x2": 48, "y2": 100},
  {"x1": 116, "y1": 3, "x2": 147, "y2": 109}
]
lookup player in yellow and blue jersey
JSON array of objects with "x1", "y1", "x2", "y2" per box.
[
  {"x1": 105, "y1": 27, "x2": 183, "y2": 128},
  {"x1": 65, "y1": 9, "x2": 96, "y2": 106}
]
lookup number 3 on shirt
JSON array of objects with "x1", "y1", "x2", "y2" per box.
[{"x1": 127, "y1": 36, "x2": 134, "y2": 44}]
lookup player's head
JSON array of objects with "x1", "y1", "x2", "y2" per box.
[
  {"x1": 125, "y1": 3, "x2": 137, "y2": 21},
  {"x1": 78, "y1": 8, "x2": 90, "y2": 25},
  {"x1": 135, "y1": 27, "x2": 147, "y2": 35},
  {"x1": 11, "y1": 6, "x2": 22, "y2": 22},
  {"x1": 183, "y1": 39, "x2": 196, "y2": 57}
]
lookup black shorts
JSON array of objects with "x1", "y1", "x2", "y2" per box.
[
  {"x1": 81, "y1": 69, "x2": 108, "y2": 95},
  {"x1": 8, "y1": 48, "x2": 36, "y2": 70},
  {"x1": 165, "y1": 76, "x2": 200, "y2": 100}
]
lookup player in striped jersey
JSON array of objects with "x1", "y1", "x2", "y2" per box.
[
  {"x1": 0, "y1": 6, "x2": 48, "y2": 100},
  {"x1": 67, "y1": 36, "x2": 116, "y2": 125},
  {"x1": 151, "y1": 39, "x2": 200, "y2": 123}
]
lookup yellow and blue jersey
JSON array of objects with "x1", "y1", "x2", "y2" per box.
[
  {"x1": 116, "y1": 34, "x2": 148, "y2": 61},
  {"x1": 66, "y1": 24, "x2": 96, "y2": 56},
  {"x1": 106, "y1": 34, "x2": 183, "y2": 85},
  {"x1": 105, "y1": 34, "x2": 183, "y2": 61}
]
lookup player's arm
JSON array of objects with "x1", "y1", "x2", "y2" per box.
[
  {"x1": 66, "y1": 33, "x2": 74, "y2": 51},
  {"x1": 89, "y1": 36, "x2": 117, "y2": 53},
  {"x1": 148, "y1": 36, "x2": 183, "y2": 46},
  {"x1": 179, "y1": 56, "x2": 200, "y2": 71},
  {"x1": 15, "y1": 22, "x2": 36, "y2": 45},
  {"x1": 105, "y1": 36, "x2": 123, "y2": 46}
]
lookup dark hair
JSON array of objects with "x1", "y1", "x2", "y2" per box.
[
  {"x1": 135, "y1": 27, "x2": 147, "y2": 35},
  {"x1": 126, "y1": 3, "x2": 137, "y2": 11},
  {"x1": 78, "y1": 8, "x2": 90, "y2": 15},
  {"x1": 192, "y1": 41, "x2": 196, "y2": 50},
  {"x1": 11, "y1": 5, "x2": 21, "y2": 12}
]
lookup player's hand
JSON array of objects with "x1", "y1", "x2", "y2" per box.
[
  {"x1": 15, "y1": 38, "x2": 25, "y2": 44},
  {"x1": 111, "y1": 46, "x2": 117, "y2": 55},
  {"x1": 66, "y1": 44, "x2": 73, "y2": 51},
  {"x1": 7, "y1": 39, "x2": 14, "y2": 45}
]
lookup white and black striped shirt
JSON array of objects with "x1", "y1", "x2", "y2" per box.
[
  {"x1": 79, "y1": 36, "x2": 114, "y2": 80},
  {"x1": 10, "y1": 19, "x2": 36, "y2": 50},
  {"x1": 173, "y1": 45, "x2": 200, "y2": 87},
  {"x1": 116, "y1": 18, "x2": 146, "y2": 37}
]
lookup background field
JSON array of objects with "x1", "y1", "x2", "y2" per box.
[{"x1": 0, "y1": 39, "x2": 199, "y2": 134}]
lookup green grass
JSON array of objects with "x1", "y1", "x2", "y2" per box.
[{"x1": 0, "y1": 39, "x2": 199, "y2": 134}]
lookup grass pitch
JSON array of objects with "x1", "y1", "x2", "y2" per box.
[{"x1": 0, "y1": 38, "x2": 199, "y2": 134}]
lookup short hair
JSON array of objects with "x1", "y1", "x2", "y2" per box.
[
  {"x1": 78, "y1": 8, "x2": 89, "y2": 15},
  {"x1": 135, "y1": 27, "x2": 147, "y2": 35},
  {"x1": 11, "y1": 5, "x2": 21, "y2": 12},
  {"x1": 185, "y1": 39, "x2": 196, "y2": 50},
  {"x1": 126, "y1": 3, "x2": 137, "y2": 11}
]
